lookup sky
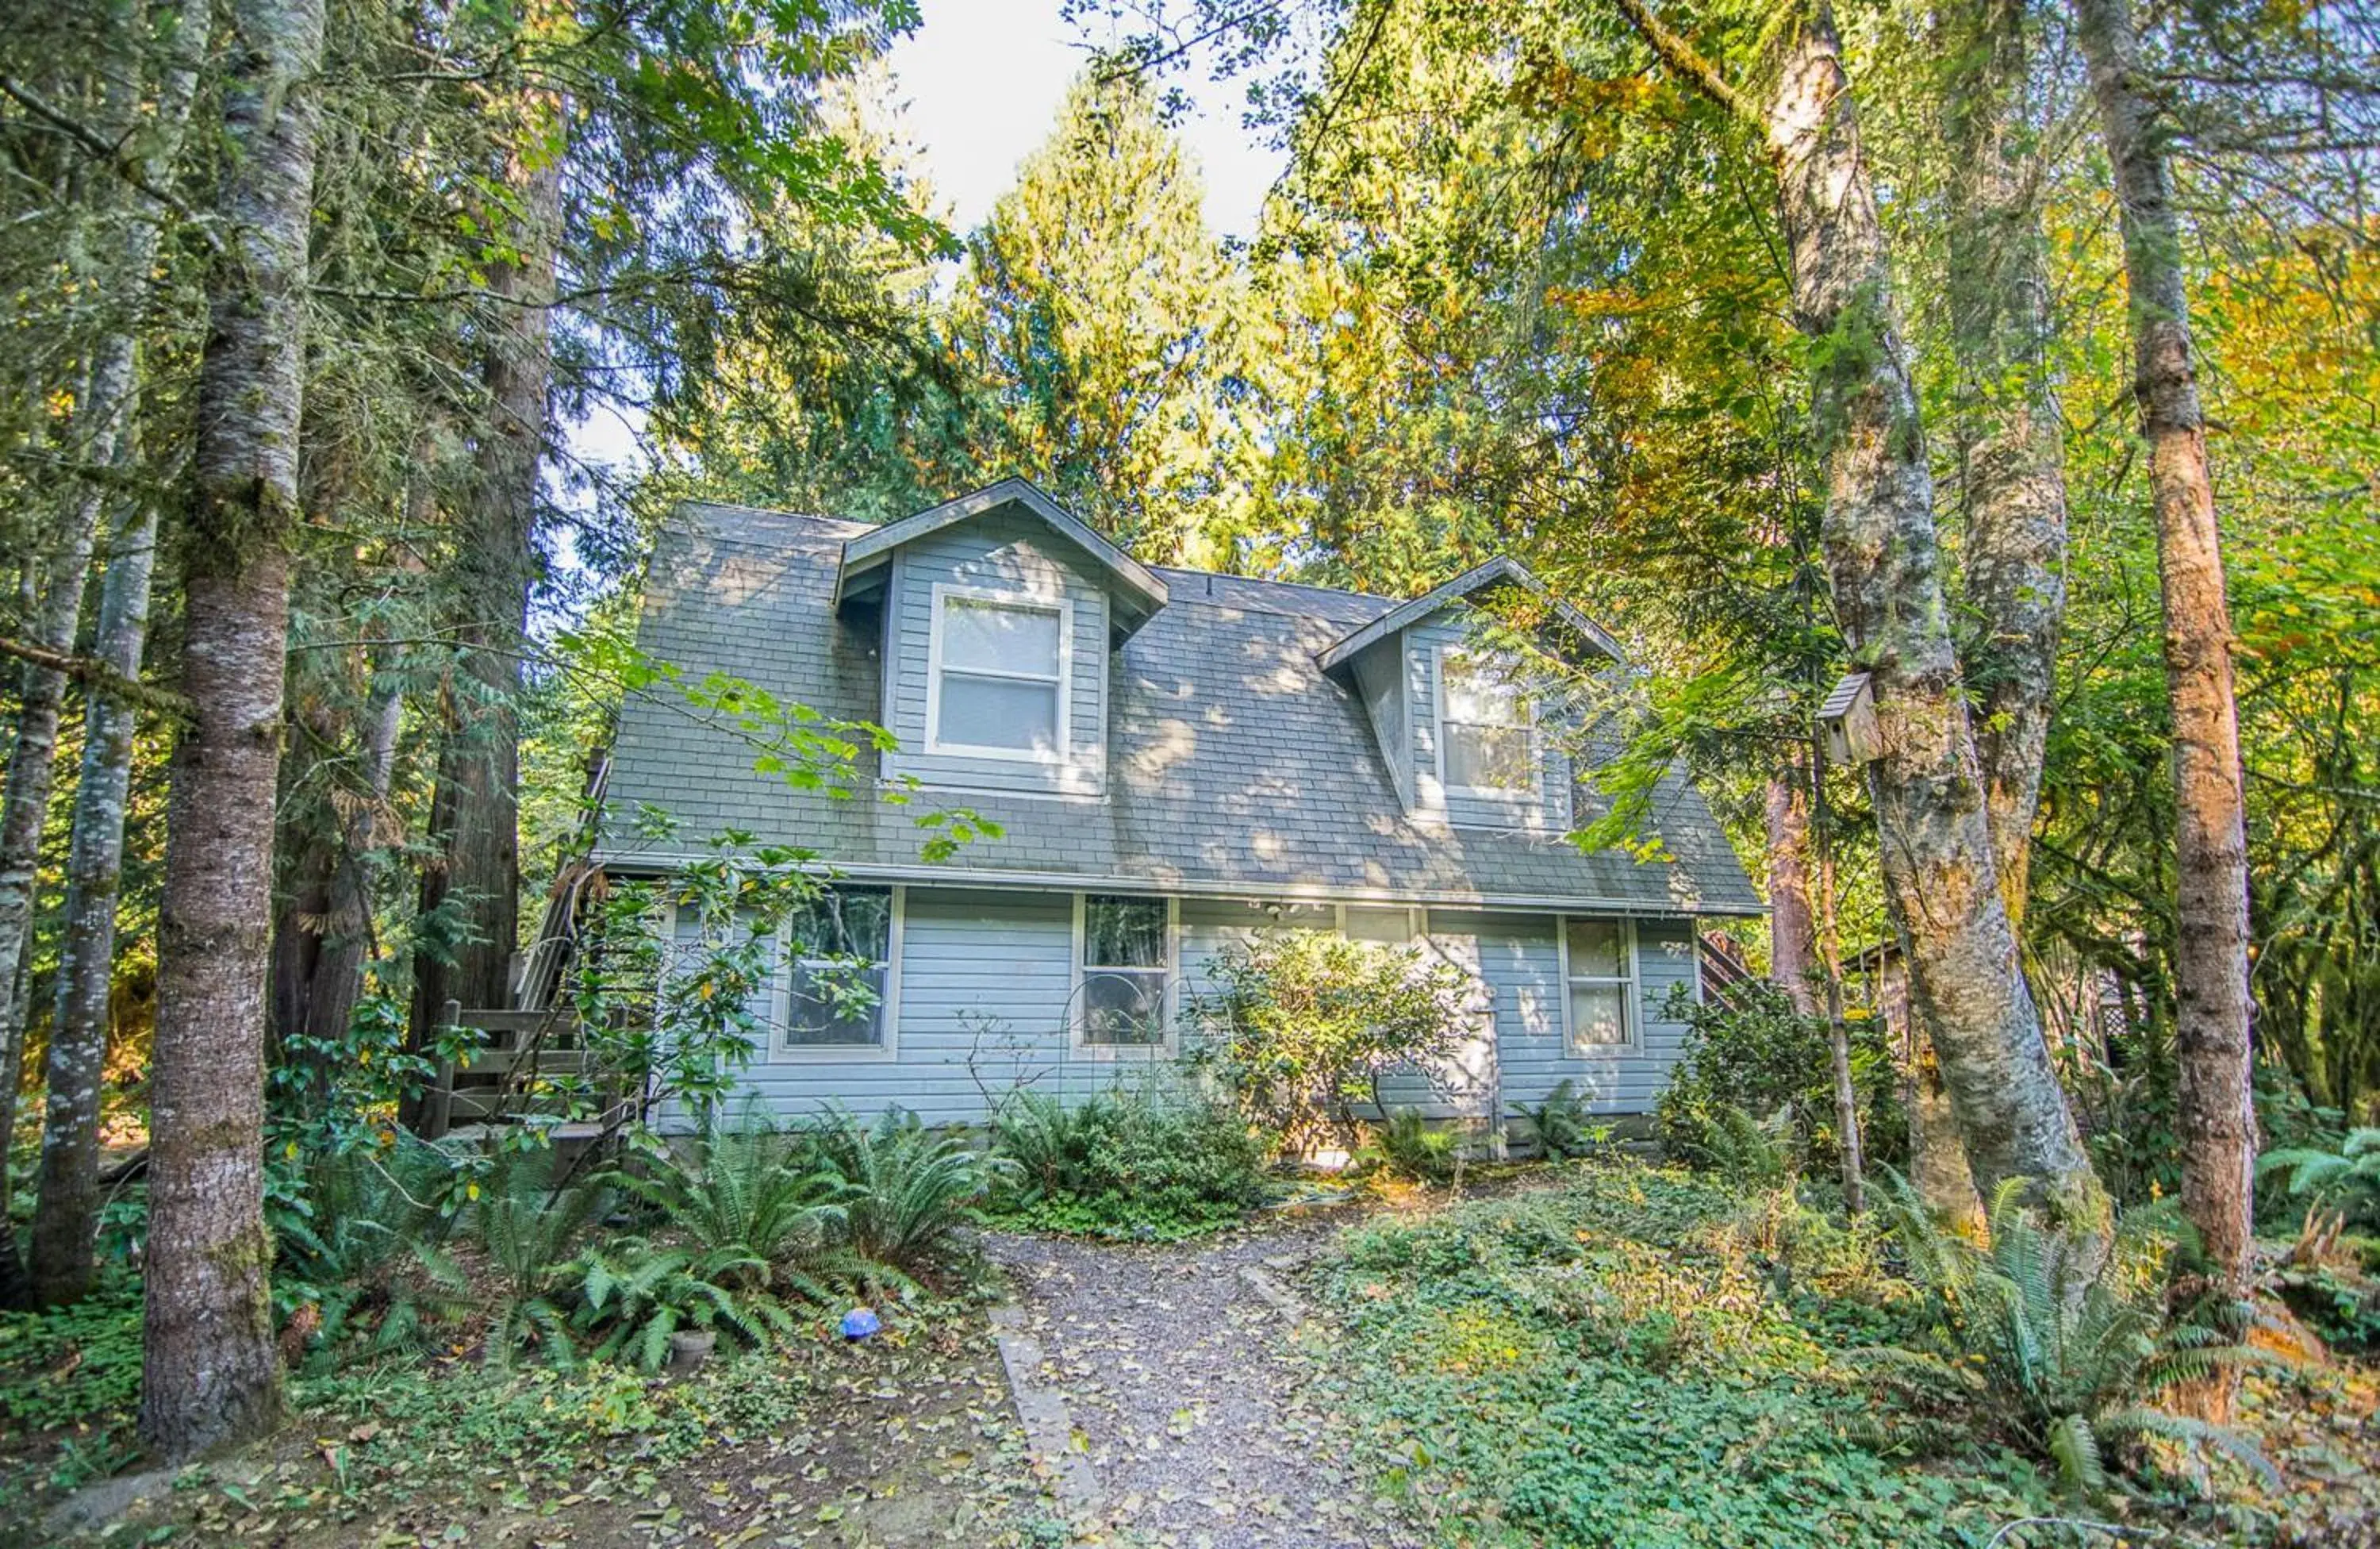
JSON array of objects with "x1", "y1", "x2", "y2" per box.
[
  {"x1": 885, "y1": 0, "x2": 1284, "y2": 240},
  {"x1": 563, "y1": 0, "x2": 1285, "y2": 482}
]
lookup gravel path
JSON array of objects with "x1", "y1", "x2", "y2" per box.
[{"x1": 984, "y1": 1215, "x2": 1429, "y2": 1549}]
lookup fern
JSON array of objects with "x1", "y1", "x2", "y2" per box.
[
  {"x1": 1361, "y1": 1108, "x2": 1459, "y2": 1183},
  {"x1": 802, "y1": 1105, "x2": 1005, "y2": 1274},
  {"x1": 574, "y1": 1240, "x2": 795, "y2": 1370},
  {"x1": 608, "y1": 1103, "x2": 849, "y2": 1295},
  {"x1": 1875, "y1": 1173, "x2": 2274, "y2": 1497},
  {"x1": 2258, "y1": 1128, "x2": 2380, "y2": 1228},
  {"x1": 467, "y1": 1151, "x2": 607, "y2": 1369},
  {"x1": 1512, "y1": 1080, "x2": 1603, "y2": 1160}
]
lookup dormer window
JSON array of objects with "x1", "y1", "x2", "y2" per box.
[
  {"x1": 1438, "y1": 646, "x2": 1536, "y2": 797},
  {"x1": 926, "y1": 584, "x2": 1072, "y2": 761}
]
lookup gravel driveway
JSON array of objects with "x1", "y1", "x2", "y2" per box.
[{"x1": 983, "y1": 1214, "x2": 1429, "y2": 1549}]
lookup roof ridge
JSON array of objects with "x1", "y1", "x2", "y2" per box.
[
  {"x1": 678, "y1": 501, "x2": 866, "y2": 535},
  {"x1": 1148, "y1": 563, "x2": 1387, "y2": 606}
]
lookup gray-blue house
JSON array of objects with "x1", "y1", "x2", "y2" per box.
[{"x1": 598, "y1": 479, "x2": 1761, "y2": 1140}]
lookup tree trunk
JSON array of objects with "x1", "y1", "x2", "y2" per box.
[
  {"x1": 31, "y1": 492, "x2": 173, "y2": 1307},
  {"x1": 1765, "y1": 753, "x2": 1821, "y2": 1015},
  {"x1": 405, "y1": 148, "x2": 558, "y2": 1109},
  {"x1": 1940, "y1": 0, "x2": 2069, "y2": 925},
  {"x1": 1810, "y1": 744, "x2": 1864, "y2": 1213},
  {"x1": 2075, "y1": 0, "x2": 2255, "y2": 1301},
  {"x1": 1614, "y1": 0, "x2": 2101, "y2": 1215},
  {"x1": 1886, "y1": 944, "x2": 1985, "y2": 1228},
  {"x1": 2, "y1": 16, "x2": 199, "y2": 1301},
  {"x1": 308, "y1": 672, "x2": 402, "y2": 1047},
  {"x1": 1760, "y1": 7, "x2": 2095, "y2": 1213},
  {"x1": 140, "y1": 0, "x2": 324, "y2": 1458},
  {"x1": 0, "y1": 424, "x2": 103, "y2": 1309},
  {"x1": 267, "y1": 702, "x2": 340, "y2": 1055}
]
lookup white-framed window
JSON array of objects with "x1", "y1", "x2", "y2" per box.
[
  {"x1": 1436, "y1": 644, "x2": 1537, "y2": 798},
  {"x1": 1559, "y1": 916, "x2": 1638, "y2": 1053},
  {"x1": 926, "y1": 583, "x2": 1071, "y2": 762},
  {"x1": 781, "y1": 884, "x2": 901, "y2": 1056},
  {"x1": 1074, "y1": 893, "x2": 1174, "y2": 1048}
]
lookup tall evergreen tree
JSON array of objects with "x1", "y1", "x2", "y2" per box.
[
  {"x1": 955, "y1": 72, "x2": 1243, "y2": 562},
  {"x1": 141, "y1": 0, "x2": 326, "y2": 1454}
]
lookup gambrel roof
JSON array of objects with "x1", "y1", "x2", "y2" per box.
[{"x1": 601, "y1": 501, "x2": 1761, "y2": 916}]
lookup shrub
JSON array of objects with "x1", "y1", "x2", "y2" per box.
[
  {"x1": 1192, "y1": 928, "x2": 1472, "y2": 1153},
  {"x1": 990, "y1": 1084, "x2": 1269, "y2": 1238},
  {"x1": 1655, "y1": 983, "x2": 1902, "y2": 1176},
  {"x1": 1511, "y1": 1078, "x2": 1608, "y2": 1159},
  {"x1": 1870, "y1": 1177, "x2": 2273, "y2": 1497},
  {"x1": 801, "y1": 1106, "x2": 1001, "y2": 1274},
  {"x1": 1359, "y1": 1107, "x2": 1460, "y2": 1184}
]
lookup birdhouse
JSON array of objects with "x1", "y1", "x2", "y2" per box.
[{"x1": 1818, "y1": 671, "x2": 1882, "y2": 765}]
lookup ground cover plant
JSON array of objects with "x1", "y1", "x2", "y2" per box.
[
  {"x1": 2, "y1": 1280, "x2": 1056, "y2": 1548},
  {"x1": 1310, "y1": 1159, "x2": 2380, "y2": 1548}
]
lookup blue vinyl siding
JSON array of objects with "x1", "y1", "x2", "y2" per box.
[
  {"x1": 879, "y1": 507, "x2": 1111, "y2": 797},
  {"x1": 708, "y1": 886, "x2": 1702, "y2": 1132},
  {"x1": 1470, "y1": 912, "x2": 1701, "y2": 1118}
]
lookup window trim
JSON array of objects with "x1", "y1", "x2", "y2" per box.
[
  {"x1": 775, "y1": 883, "x2": 905, "y2": 1063},
  {"x1": 924, "y1": 582, "x2": 1073, "y2": 764},
  {"x1": 1070, "y1": 892, "x2": 1178, "y2": 1055},
  {"x1": 1556, "y1": 913, "x2": 1640, "y2": 1055},
  {"x1": 1433, "y1": 642, "x2": 1542, "y2": 805},
  {"x1": 1336, "y1": 902, "x2": 1429, "y2": 945}
]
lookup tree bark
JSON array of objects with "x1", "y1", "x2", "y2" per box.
[
  {"x1": 1887, "y1": 943, "x2": 1985, "y2": 1228},
  {"x1": 308, "y1": 671, "x2": 402, "y2": 1046},
  {"x1": 1940, "y1": 0, "x2": 2069, "y2": 924},
  {"x1": 1765, "y1": 754, "x2": 1821, "y2": 1015},
  {"x1": 405, "y1": 145, "x2": 558, "y2": 1106},
  {"x1": 1613, "y1": 0, "x2": 2102, "y2": 1215},
  {"x1": 140, "y1": 0, "x2": 324, "y2": 1457},
  {"x1": 32, "y1": 494, "x2": 172, "y2": 1309},
  {"x1": 27, "y1": 0, "x2": 208, "y2": 1309},
  {"x1": 2075, "y1": 0, "x2": 2255, "y2": 1299}
]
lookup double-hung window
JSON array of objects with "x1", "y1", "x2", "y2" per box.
[
  {"x1": 1438, "y1": 647, "x2": 1535, "y2": 795},
  {"x1": 1078, "y1": 894, "x2": 1169, "y2": 1047},
  {"x1": 930, "y1": 587, "x2": 1068, "y2": 759},
  {"x1": 1562, "y1": 917, "x2": 1637, "y2": 1052},
  {"x1": 784, "y1": 886, "x2": 896, "y2": 1050}
]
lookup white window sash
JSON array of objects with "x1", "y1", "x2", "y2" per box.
[
  {"x1": 1337, "y1": 903, "x2": 1427, "y2": 945},
  {"x1": 1071, "y1": 893, "x2": 1178, "y2": 1053},
  {"x1": 1557, "y1": 915, "x2": 1639, "y2": 1054},
  {"x1": 925, "y1": 583, "x2": 1072, "y2": 763},
  {"x1": 777, "y1": 885, "x2": 904, "y2": 1062},
  {"x1": 1434, "y1": 642, "x2": 1541, "y2": 801}
]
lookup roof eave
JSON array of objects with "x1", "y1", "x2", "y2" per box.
[
  {"x1": 1314, "y1": 555, "x2": 1623, "y2": 675},
  {"x1": 833, "y1": 477, "x2": 1169, "y2": 632}
]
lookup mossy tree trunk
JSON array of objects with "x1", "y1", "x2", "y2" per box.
[
  {"x1": 1614, "y1": 0, "x2": 2102, "y2": 1217},
  {"x1": 140, "y1": 0, "x2": 325, "y2": 1456},
  {"x1": 2075, "y1": 0, "x2": 2255, "y2": 1303}
]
